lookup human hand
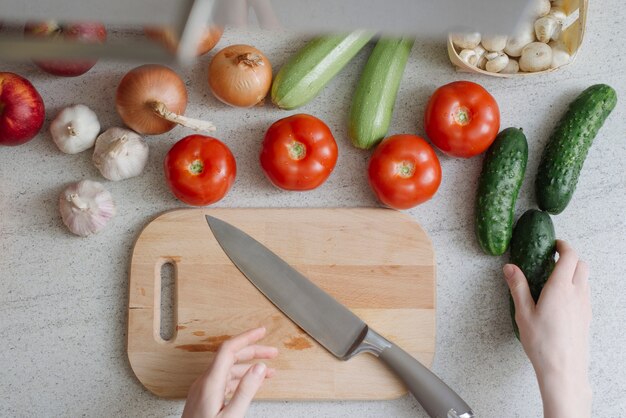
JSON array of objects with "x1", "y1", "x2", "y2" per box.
[
  {"x1": 182, "y1": 327, "x2": 278, "y2": 418},
  {"x1": 504, "y1": 240, "x2": 592, "y2": 418}
]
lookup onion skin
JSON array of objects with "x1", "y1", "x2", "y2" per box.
[
  {"x1": 144, "y1": 26, "x2": 223, "y2": 56},
  {"x1": 208, "y1": 44, "x2": 272, "y2": 108},
  {"x1": 115, "y1": 64, "x2": 187, "y2": 135}
]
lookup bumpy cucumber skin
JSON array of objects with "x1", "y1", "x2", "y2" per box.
[
  {"x1": 509, "y1": 209, "x2": 556, "y2": 339},
  {"x1": 475, "y1": 128, "x2": 528, "y2": 256},
  {"x1": 348, "y1": 37, "x2": 414, "y2": 150},
  {"x1": 271, "y1": 31, "x2": 374, "y2": 110},
  {"x1": 536, "y1": 84, "x2": 617, "y2": 214}
]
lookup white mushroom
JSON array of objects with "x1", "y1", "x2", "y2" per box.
[
  {"x1": 485, "y1": 52, "x2": 510, "y2": 73},
  {"x1": 528, "y1": 0, "x2": 551, "y2": 17},
  {"x1": 500, "y1": 58, "x2": 520, "y2": 74},
  {"x1": 474, "y1": 45, "x2": 488, "y2": 69},
  {"x1": 481, "y1": 35, "x2": 508, "y2": 52},
  {"x1": 450, "y1": 32, "x2": 482, "y2": 50},
  {"x1": 519, "y1": 42, "x2": 553, "y2": 72},
  {"x1": 549, "y1": 40, "x2": 571, "y2": 69},
  {"x1": 484, "y1": 51, "x2": 500, "y2": 61},
  {"x1": 504, "y1": 23, "x2": 536, "y2": 57},
  {"x1": 458, "y1": 49, "x2": 478, "y2": 66},
  {"x1": 535, "y1": 16, "x2": 561, "y2": 43},
  {"x1": 548, "y1": 7, "x2": 567, "y2": 24}
]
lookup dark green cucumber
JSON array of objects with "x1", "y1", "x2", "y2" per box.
[
  {"x1": 348, "y1": 37, "x2": 414, "y2": 149},
  {"x1": 475, "y1": 128, "x2": 528, "y2": 256},
  {"x1": 271, "y1": 31, "x2": 374, "y2": 110},
  {"x1": 509, "y1": 209, "x2": 556, "y2": 339},
  {"x1": 536, "y1": 84, "x2": 617, "y2": 214}
]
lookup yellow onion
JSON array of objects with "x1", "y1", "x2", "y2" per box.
[
  {"x1": 144, "y1": 26, "x2": 223, "y2": 56},
  {"x1": 115, "y1": 64, "x2": 215, "y2": 135},
  {"x1": 208, "y1": 44, "x2": 272, "y2": 108}
]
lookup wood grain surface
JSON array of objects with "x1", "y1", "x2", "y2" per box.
[{"x1": 128, "y1": 208, "x2": 436, "y2": 400}]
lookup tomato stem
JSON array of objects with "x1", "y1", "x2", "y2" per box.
[
  {"x1": 189, "y1": 159, "x2": 204, "y2": 175},
  {"x1": 454, "y1": 106, "x2": 471, "y2": 126},
  {"x1": 289, "y1": 141, "x2": 306, "y2": 160},
  {"x1": 396, "y1": 161, "x2": 415, "y2": 178}
]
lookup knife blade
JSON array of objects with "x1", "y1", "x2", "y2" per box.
[{"x1": 205, "y1": 215, "x2": 474, "y2": 418}]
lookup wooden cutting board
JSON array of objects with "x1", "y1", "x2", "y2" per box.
[{"x1": 128, "y1": 208, "x2": 436, "y2": 400}]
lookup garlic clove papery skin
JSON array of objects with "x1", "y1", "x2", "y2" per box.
[
  {"x1": 93, "y1": 127, "x2": 149, "y2": 181},
  {"x1": 59, "y1": 180, "x2": 115, "y2": 237},
  {"x1": 50, "y1": 104, "x2": 101, "y2": 154}
]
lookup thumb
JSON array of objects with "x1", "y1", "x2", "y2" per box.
[
  {"x1": 503, "y1": 264, "x2": 535, "y2": 319},
  {"x1": 222, "y1": 363, "x2": 267, "y2": 417}
]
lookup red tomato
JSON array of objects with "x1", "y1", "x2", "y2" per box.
[
  {"x1": 368, "y1": 135, "x2": 441, "y2": 210},
  {"x1": 260, "y1": 114, "x2": 338, "y2": 191},
  {"x1": 424, "y1": 81, "x2": 500, "y2": 158},
  {"x1": 164, "y1": 135, "x2": 236, "y2": 206}
]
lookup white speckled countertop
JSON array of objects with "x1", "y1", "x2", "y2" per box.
[{"x1": 1, "y1": 1, "x2": 625, "y2": 416}]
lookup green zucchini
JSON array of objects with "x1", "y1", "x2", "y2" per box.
[
  {"x1": 475, "y1": 128, "x2": 528, "y2": 256},
  {"x1": 348, "y1": 37, "x2": 414, "y2": 149},
  {"x1": 536, "y1": 84, "x2": 617, "y2": 214},
  {"x1": 509, "y1": 209, "x2": 556, "y2": 339},
  {"x1": 271, "y1": 31, "x2": 374, "y2": 110}
]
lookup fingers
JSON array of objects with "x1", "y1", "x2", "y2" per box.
[
  {"x1": 503, "y1": 264, "x2": 535, "y2": 319},
  {"x1": 194, "y1": 327, "x2": 269, "y2": 416},
  {"x1": 572, "y1": 260, "x2": 589, "y2": 287},
  {"x1": 210, "y1": 327, "x2": 269, "y2": 382},
  {"x1": 235, "y1": 345, "x2": 279, "y2": 363},
  {"x1": 551, "y1": 240, "x2": 579, "y2": 283},
  {"x1": 222, "y1": 363, "x2": 268, "y2": 418},
  {"x1": 223, "y1": 327, "x2": 269, "y2": 354},
  {"x1": 229, "y1": 364, "x2": 277, "y2": 381},
  {"x1": 225, "y1": 366, "x2": 277, "y2": 396}
]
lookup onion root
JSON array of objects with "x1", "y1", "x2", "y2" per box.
[{"x1": 150, "y1": 101, "x2": 216, "y2": 133}]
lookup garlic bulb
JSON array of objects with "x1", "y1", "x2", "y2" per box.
[
  {"x1": 50, "y1": 104, "x2": 100, "y2": 154},
  {"x1": 93, "y1": 127, "x2": 149, "y2": 181},
  {"x1": 59, "y1": 180, "x2": 115, "y2": 237}
]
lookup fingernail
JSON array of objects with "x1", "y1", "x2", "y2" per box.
[
  {"x1": 503, "y1": 264, "x2": 515, "y2": 280},
  {"x1": 252, "y1": 362, "x2": 267, "y2": 376}
]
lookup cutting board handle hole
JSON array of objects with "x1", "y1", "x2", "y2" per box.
[{"x1": 158, "y1": 260, "x2": 177, "y2": 342}]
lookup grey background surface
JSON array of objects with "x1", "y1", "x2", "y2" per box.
[{"x1": 1, "y1": 1, "x2": 625, "y2": 416}]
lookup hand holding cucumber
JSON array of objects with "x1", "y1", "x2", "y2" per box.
[{"x1": 504, "y1": 240, "x2": 592, "y2": 418}]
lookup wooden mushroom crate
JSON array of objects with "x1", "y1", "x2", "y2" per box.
[{"x1": 448, "y1": 0, "x2": 587, "y2": 77}]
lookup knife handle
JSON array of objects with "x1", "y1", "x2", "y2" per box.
[{"x1": 370, "y1": 329, "x2": 474, "y2": 418}]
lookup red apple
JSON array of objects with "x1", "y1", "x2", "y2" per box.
[
  {"x1": 0, "y1": 72, "x2": 45, "y2": 146},
  {"x1": 24, "y1": 21, "x2": 107, "y2": 77}
]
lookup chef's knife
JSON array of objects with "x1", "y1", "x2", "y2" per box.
[
  {"x1": 205, "y1": 215, "x2": 473, "y2": 418},
  {"x1": 0, "y1": 0, "x2": 532, "y2": 64}
]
